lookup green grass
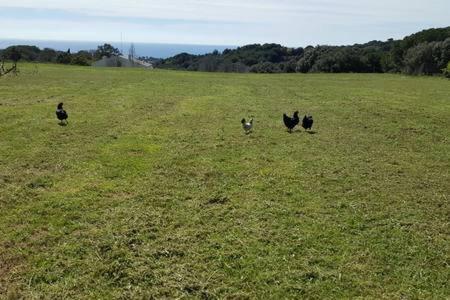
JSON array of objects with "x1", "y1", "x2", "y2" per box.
[{"x1": 1, "y1": 64, "x2": 449, "y2": 299}]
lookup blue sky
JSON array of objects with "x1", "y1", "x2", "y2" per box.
[{"x1": 0, "y1": 0, "x2": 448, "y2": 46}]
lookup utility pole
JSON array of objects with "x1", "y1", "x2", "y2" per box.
[
  {"x1": 129, "y1": 43, "x2": 136, "y2": 66},
  {"x1": 120, "y1": 32, "x2": 123, "y2": 56}
]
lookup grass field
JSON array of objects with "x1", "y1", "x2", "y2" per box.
[{"x1": 1, "y1": 64, "x2": 449, "y2": 299}]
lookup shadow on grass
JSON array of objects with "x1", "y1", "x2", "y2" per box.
[
  {"x1": 287, "y1": 129, "x2": 317, "y2": 134},
  {"x1": 288, "y1": 129, "x2": 304, "y2": 134}
]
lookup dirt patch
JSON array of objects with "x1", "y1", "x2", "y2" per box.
[{"x1": 0, "y1": 252, "x2": 23, "y2": 296}]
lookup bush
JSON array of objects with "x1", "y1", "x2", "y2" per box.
[
  {"x1": 39, "y1": 48, "x2": 58, "y2": 62},
  {"x1": 71, "y1": 55, "x2": 90, "y2": 66},
  {"x1": 71, "y1": 51, "x2": 92, "y2": 66},
  {"x1": 249, "y1": 62, "x2": 281, "y2": 73},
  {"x1": 444, "y1": 62, "x2": 450, "y2": 78},
  {"x1": 56, "y1": 52, "x2": 72, "y2": 64}
]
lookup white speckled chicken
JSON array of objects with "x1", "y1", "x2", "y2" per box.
[{"x1": 241, "y1": 118, "x2": 253, "y2": 134}]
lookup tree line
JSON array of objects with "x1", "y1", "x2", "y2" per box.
[
  {"x1": 156, "y1": 27, "x2": 449, "y2": 76},
  {"x1": 0, "y1": 43, "x2": 122, "y2": 66},
  {"x1": 1, "y1": 27, "x2": 448, "y2": 76}
]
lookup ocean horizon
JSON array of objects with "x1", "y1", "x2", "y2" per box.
[{"x1": 0, "y1": 39, "x2": 237, "y2": 59}]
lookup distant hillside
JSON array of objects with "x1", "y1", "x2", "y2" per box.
[
  {"x1": 156, "y1": 27, "x2": 450, "y2": 75},
  {"x1": 1, "y1": 27, "x2": 448, "y2": 75}
]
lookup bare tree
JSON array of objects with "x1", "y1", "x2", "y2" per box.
[{"x1": 0, "y1": 47, "x2": 20, "y2": 76}]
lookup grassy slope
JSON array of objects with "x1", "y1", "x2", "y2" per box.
[{"x1": 0, "y1": 64, "x2": 449, "y2": 299}]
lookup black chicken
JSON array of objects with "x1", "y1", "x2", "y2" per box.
[
  {"x1": 302, "y1": 115, "x2": 313, "y2": 131},
  {"x1": 283, "y1": 111, "x2": 299, "y2": 132},
  {"x1": 56, "y1": 102, "x2": 68, "y2": 124}
]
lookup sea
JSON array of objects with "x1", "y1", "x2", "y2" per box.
[{"x1": 0, "y1": 39, "x2": 236, "y2": 59}]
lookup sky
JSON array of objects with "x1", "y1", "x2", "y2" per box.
[{"x1": 0, "y1": 0, "x2": 449, "y2": 47}]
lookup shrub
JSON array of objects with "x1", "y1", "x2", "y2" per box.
[{"x1": 444, "y1": 62, "x2": 450, "y2": 78}]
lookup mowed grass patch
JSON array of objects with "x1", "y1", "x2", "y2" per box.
[{"x1": 0, "y1": 64, "x2": 449, "y2": 298}]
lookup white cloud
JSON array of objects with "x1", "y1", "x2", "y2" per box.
[
  {"x1": 1, "y1": 0, "x2": 448, "y2": 23},
  {"x1": 0, "y1": 0, "x2": 448, "y2": 45}
]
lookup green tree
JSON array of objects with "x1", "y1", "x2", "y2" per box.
[
  {"x1": 2, "y1": 46, "x2": 22, "y2": 62},
  {"x1": 95, "y1": 44, "x2": 121, "y2": 59}
]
